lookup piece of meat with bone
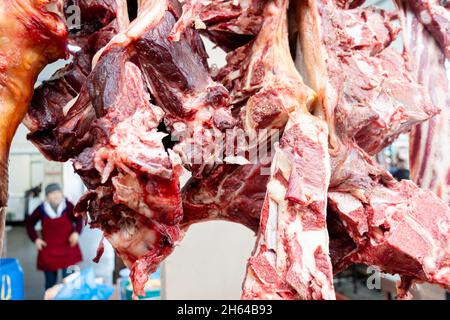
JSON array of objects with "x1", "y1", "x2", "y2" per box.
[
  {"x1": 183, "y1": 0, "x2": 313, "y2": 234},
  {"x1": 0, "y1": 0, "x2": 68, "y2": 256},
  {"x1": 408, "y1": 0, "x2": 450, "y2": 59},
  {"x1": 216, "y1": 0, "x2": 315, "y2": 116},
  {"x1": 296, "y1": 0, "x2": 438, "y2": 156},
  {"x1": 169, "y1": 0, "x2": 266, "y2": 51},
  {"x1": 94, "y1": 0, "x2": 233, "y2": 178},
  {"x1": 71, "y1": 49, "x2": 184, "y2": 295},
  {"x1": 24, "y1": 0, "x2": 130, "y2": 162},
  {"x1": 396, "y1": 1, "x2": 450, "y2": 206},
  {"x1": 328, "y1": 153, "x2": 450, "y2": 295},
  {"x1": 240, "y1": 0, "x2": 335, "y2": 300},
  {"x1": 297, "y1": 0, "x2": 450, "y2": 297},
  {"x1": 181, "y1": 0, "x2": 316, "y2": 233},
  {"x1": 242, "y1": 112, "x2": 335, "y2": 300}
]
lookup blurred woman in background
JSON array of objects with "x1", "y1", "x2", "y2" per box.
[
  {"x1": 392, "y1": 156, "x2": 410, "y2": 181},
  {"x1": 26, "y1": 183, "x2": 83, "y2": 290}
]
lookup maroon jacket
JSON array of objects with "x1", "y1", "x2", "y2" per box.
[{"x1": 26, "y1": 199, "x2": 83, "y2": 271}]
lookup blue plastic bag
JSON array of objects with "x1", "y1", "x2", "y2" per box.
[
  {"x1": 0, "y1": 259, "x2": 24, "y2": 300},
  {"x1": 54, "y1": 267, "x2": 114, "y2": 300}
]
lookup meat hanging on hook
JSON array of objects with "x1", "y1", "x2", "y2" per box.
[{"x1": 0, "y1": 0, "x2": 68, "y2": 256}]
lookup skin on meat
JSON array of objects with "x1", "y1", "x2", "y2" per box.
[{"x1": 0, "y1": 0, "x2": 68, "y2": 256}]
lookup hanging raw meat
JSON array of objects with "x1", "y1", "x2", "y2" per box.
[
  {"x1": 0, "y1": 0, "x2": 68, "y2": 256},
  {"x1": 0, "y1": 0, "x2": 449, "y2": 299}
]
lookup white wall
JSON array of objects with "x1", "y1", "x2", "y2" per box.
[
  {"x1": 63, "y1": 162, "x2": 85, "y2": 204},
  {"x1": 163, "y1": 221, "x2": 256, "y2": 300},
  {"x1": 8, "y1": 108, "x2": 84, "y2": 219}
]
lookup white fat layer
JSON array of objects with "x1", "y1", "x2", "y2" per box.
[
  {"x1": 63, "y1": 96, "x2": 78, "y2": 116},
  {"x1": 355, "y1": 58, "x2": 374, "y2": 75},
  {"x1": 369, "y1": 188, "x2": 398, "y2": 206},
  {"x1": 273, "y1": 192, "x2": 290, "y2": 272},
  {"x1": 433, "y1": 267, "x2": 450, "y2": 282},
  {"x1": 346, "y1": 24, "x2": 363, "y2": 44},
  {"x1": 288, "y1": 212, "x2": 334, "y2": 299},
  {"x1": 224, "y1": 155, "x2": 251, "y2": 165},
  {"x1": 109, "y1": 227, "x2": 156, "y2": 255},
  {"x1": 274, "y1": 148, "x2": 291, "y2": 182},
  {"x1": 420, "y1": 10, "x2": 432, "y2": 25},
  {"x1": 267, "y1": 179, "x2": 286, "y2": 203},
  {"x1": 329, "y1": 192, "x2": 362, "y2": 214},
  {"x1": 263, "y1": 249, "x2": 276, "y2": 266},
  {"x1": 266, "y1": 198, "x2": 280, "y2": 252},
  {"x1": 423, "y1": 257, "x2": 436, "y2": 274},
  {"x1": 270, "y1": 116, "x2": 333, "y2": 287},
  {"x1": 296, "y1": 230, "x2": 329, "y2": 265},
  {"x1": 194, "y1": 19, "x2": 206, "y2": 30}
]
